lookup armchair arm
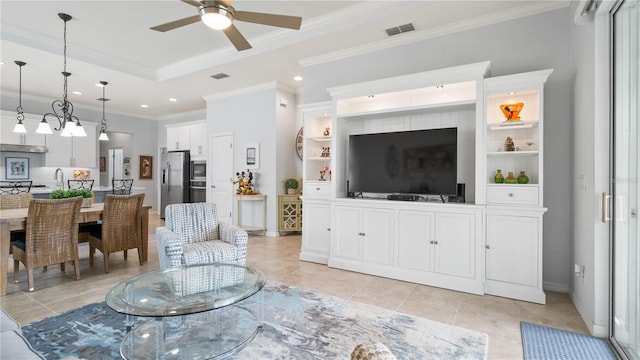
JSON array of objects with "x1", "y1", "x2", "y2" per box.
[
  {"x1": 219, "y1": 222, "x2": 248, "y2": 262},
  {"x1": 156, "y1": 226, "x2": 185, "y2": 269}
]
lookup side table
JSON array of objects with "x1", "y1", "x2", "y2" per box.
[{"x1": 235, "y1": 194, "x2": 267, "y2": 235}]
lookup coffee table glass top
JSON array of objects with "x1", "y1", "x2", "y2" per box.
[{"x1": 106, "y1": 263, "x2": 266, "y2": 317}]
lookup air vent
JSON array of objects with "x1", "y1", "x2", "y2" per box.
[
  {"x1": 385, "y1": 23, "x2": 415, "y2": 37},
  {"x1": 210, "y1": 73, "x2": 229, "y2": 80}
]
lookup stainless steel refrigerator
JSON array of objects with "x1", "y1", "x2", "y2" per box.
[{"x1": 160, "y1": 150, "x2": 190, "y2": 218}]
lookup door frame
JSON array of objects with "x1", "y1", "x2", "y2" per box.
[{"x1": 208, "y1": 132, "x2": 234, "y2": 224}]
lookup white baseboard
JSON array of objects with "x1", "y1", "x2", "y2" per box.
[
  {"x1": 543, "y1": 281, "x2": 569, "y2": 293},
  {"x1": 570, "y1": 292, "x2": 609, "y2": 337}
]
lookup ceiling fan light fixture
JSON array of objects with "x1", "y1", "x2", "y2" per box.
[{"x1": 200, "y1": 6, "x2": 233, "y2": 30}]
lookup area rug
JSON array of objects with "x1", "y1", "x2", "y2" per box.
[
  {"x1": 23, "y1": 283, "x2": 488, "y2": 359},
  {"x1": 521, "y1": 321, "x2": 616, "y2": 360}
]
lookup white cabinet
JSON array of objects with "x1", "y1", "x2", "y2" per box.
[
  {"x1": 332, "y1": 205, "x2": 394, "y2": 265},
  {"x1": 397, "y1": 210, "x2": 475, "y2": 279},
  {"x1": 299, "y1": 198, "x2": 331, "y2": 264},
  {"x1": 484, "y1": 69, "x2": 552, "y2": 207},
  {"x1": 1, "y1": 111, "x2": 46, "y2": 146},
  {"x1": 45, "y1": 122, "x2": 97, "y2": 168},
  {"x1": 299, "y1": 103, "x2": 333, "y2": 198},
  {"x1": 485, "y1": 208, "x2": 546, "y2": 304},
  {"x1": 189, "y1": 122, "x2": 207, "y2": 159},
  {"x1": 166, "y1": 125, "x2": 190, "y2": 151},
  {"x1": 166, "y1": 122, "x2": 206, "y2": 156}
]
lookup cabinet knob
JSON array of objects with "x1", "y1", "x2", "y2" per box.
[
  {"x1": 430, "y1": 240, "x2": 434, "y2": 244},
  {"x1": 486, "y1": 245, "x2": 491, "y2": 249},
  {"x1": 316, "y1": 187, "x2": 320, "y2": 191},
  {"x1": 327, "y1": 228, "x2": 331, "y2": 231},
  {"x1": 434, "y1": 241, "x2": 439, "y2": 245},
  {"x1": 508, "y1": 193, "x2": 514, "y2": 197}
]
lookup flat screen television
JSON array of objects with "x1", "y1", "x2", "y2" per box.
[{"x1": 348, "y1": 128, "x2": 458, "y2": 196}]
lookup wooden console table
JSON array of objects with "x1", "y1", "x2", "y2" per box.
[{"x1": 235, "y1": 194, "x2": 267, "y2": 235}]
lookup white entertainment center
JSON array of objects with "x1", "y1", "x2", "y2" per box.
[{"x1": 299, "y1": 61, "x2": 552, "y2": 304}]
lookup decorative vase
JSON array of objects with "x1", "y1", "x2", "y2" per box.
[
  {"x1": 287, "y1": 188, "x2": 296, "y2": 195},
  {"x1": 505, "y1": 171, "x2": 517, "y2": 184},
  {"x1": 517, "y1": 171, "x2": 529, "y2": 184},
  {"x1": 494, "y1": 169, "x2": 504, "y2": 184},
  {"x1": 499, "y1": 102, "x2": 524, "y2": 121}
]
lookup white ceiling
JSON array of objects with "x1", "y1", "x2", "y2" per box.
[{"x1": 0, "y1": 1, "x2": 567, "y2": 121}]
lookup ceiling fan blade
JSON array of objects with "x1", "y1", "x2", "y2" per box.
[
  {"x1": 151, "y1": 15, "x2": 201, "y2": 32},
  {"x1": 181, "y1": 0, "x2": 202, "y2": 7},
  {"x1": 223, "y1": 24, "x2": 252, "y2": 51},
  {"x1": 234, "y1": 11, "x2": 302, "y2": 30}
]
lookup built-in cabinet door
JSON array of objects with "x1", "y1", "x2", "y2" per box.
[
  {"x1": 397, "y1": 210, "x2": 435, "y2": 272},
  {"x1": 361, "y1": 208, "x2": 394, "y2": 265},
  {"x1": 189, "y1": 123, "x2": 207, "y2": 159},
  {"x1": 302, "y1": 201, "x2": 331, "y2": 257},
  {"x1": 166, "y1": 125, "x2": 190, "y2": 151},
  {"x1": 333, "y1": 206, "x2": 362, "y2": 260},
  {"x1": 434, "y1": 213, "x2": 475, "y2": 279},
  {"x1": 485, "y1": 213, "x2": 539, "y2": 286},
  {"x1": 45, "y1": 133, "x2": 72, "y2": 167},
  {"x1": 0, "y1": 113, "x2": 46, "y2": 146}
]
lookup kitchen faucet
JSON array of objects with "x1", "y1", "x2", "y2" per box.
[{"x1": 54, "y1": 168, "x2": 64, "y2": 189}]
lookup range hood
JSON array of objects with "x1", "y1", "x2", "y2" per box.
[{"x1": 0, "y1": 144, "x2": 48, "y2": 153}]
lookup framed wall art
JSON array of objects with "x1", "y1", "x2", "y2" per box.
[
  {"x1": 6, "y1": 157, "x2": 29, "y2": 180},
  {"x1": 245, "y1": 143, "x2": 260, "y2": 169},
  {"x1": 139, "y1": 155, "x2": 153, "y2": 179}
]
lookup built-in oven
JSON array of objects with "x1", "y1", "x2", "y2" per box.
[
  {"x1": 190, "y1": 179, "x2": 206, "y2": 203},
  {"x1": 190, "y1": 160, "x2": 206, "y2": 180},
  {"x1": 189, "y1": 160, "x2": 206, "y2": 203}
]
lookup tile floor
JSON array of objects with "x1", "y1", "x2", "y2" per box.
[{"x1": 0, "y1": 210, "x2": 589, "y2": 360}]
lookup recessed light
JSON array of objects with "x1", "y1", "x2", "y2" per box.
[
  {"x1": 169, "y1": 98, "x2": 177, "y2": 102},
  {"x1": 0, "y1": 61, "x2": 5, "y2": 65},
  {"x1": 140, "y1": 104, "x2": 148, "y2": 108},
  {"x1": 72, "y1": 91, "x2": 82, "y2": 95},
  {"x1": 293, "y1": 75, "x2": 303, "y2": 81},
  {"x1": 508, "y1": 91, "x2": 516, "y2": 95}
]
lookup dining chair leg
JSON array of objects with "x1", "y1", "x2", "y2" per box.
[
  {"x1": 27, "y1": 269, "x2": 34, "y2": 292},
  {"x1": 124, "y1": 250, "x2": 128, "y2": 260},
  {"x1": 42, "y1": 266, "x2": 47, "y2": 272},
  {"x1": 60, "y1": 262, "x2": 65, "y2": 273},
  {"x1": 73, "y1": 260, "x2": 80, "y2": 280},
  {"x1": 137, "y1": 248, "x2": 143, "y2": 266},
  {"x1": 89, "y1": 246, "x2": 95, "y2": 267},
  {"x1": 103, "y1": 253, "x2": 110, "y2": 274},
  {"x1": 13, "y1": 260, "x2": 19, "y2": 284}
]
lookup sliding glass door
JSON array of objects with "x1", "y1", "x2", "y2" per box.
[{"x1": 611, "y1": 1, "x2": 640, "y2": 359}]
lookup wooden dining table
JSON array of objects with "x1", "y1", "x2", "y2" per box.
[{"x1": 0, "y1": 202, "x2": 151, "y2": 296}]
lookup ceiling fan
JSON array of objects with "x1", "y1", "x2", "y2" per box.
[{"x1": 150, "y1": 0, "x2": 302, "y2": 51}]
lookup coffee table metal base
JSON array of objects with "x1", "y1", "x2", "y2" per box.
[{"x1": 121, "y1": 305, "x2": 261, "y2": 360}]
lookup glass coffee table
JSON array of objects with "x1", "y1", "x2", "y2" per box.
[{"x1": 106, "y1": 263, "x2": 266, "y2": 359}]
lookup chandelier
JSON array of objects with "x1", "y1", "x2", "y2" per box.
[
  {"x1": 12, "y1": 61, "x2": 27, "y2": 134},
  {"x1": 97, "y1": 81, "x2": 109, "y2": 141},
  {"x1": 36, "y1": 13, "x2": 86, "y2": 137}
]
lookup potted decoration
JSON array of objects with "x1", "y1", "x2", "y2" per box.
[
  {"x1": 50, "y1": 188, "x2": 94, "y2": 207},
  {"x1": 285, "y1": 178, "x2": 299, "y2": 195}
]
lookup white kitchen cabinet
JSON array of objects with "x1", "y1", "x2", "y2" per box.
[
  {"x1": 397, "y1": 210, "x2": 435, "y2": 272},
  {"x1": 189, "y1": 122, "x2": 207, "y2": 159},
  {"x1": 332, "y1": 205, "x2": 394, "y2": 265},
  {"x1": 485, "y1": 208, "x2": 546, "y2": 304},
  {"x1": 165, "y1": 122, "x2": 205, "y2": 155},
  {"x1": 1, "y1": 111, "x2": 46, "y2": 146},
  {"x1": 166, "y1": 125, "x2": 190, "y2": 151},
  {"x1": 299, "y1": 198, "x2": 331, "y2": 264},
  {"x1": 45, "y1": 122, "x2": 97, "y2": 168}
]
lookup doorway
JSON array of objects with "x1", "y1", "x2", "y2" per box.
[
  {"x1": 610, "y1": 1, "x2": 639, "y2": 359},
  {"x1": 209, "y1": 134, "x2": 234, "y2": 224}
]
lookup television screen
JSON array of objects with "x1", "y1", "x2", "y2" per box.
[{"x1": 348, "y1": 128, "x2": 457, "y2": 196}]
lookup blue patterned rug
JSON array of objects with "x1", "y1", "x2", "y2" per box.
[
  {"x1": 521, "y1": 321, "x2": 617, "y2": 360},
  {"x1": 23, "y1": 283, "x2": 488, "y2": 359}
]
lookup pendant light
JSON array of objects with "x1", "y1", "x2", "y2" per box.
[
  {"x1": 37, "y1": 13, "x2": 86, "y2": 137},
  {"x1": 97, "y1": 81, "x2": 109, "y2": 141},
  {"x1": 12, "y1": 61, "x2": 27, "y2": 134}
]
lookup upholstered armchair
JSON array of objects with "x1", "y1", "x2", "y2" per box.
[{"x1": 156, "y1": 203, "x2": 248, "y2": 269}]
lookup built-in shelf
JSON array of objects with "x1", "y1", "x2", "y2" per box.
[
  {"x1": 487, "y1": 151, "x2": 538, "y2": 157},
  {"x1": 308, "y1": 136, "x2": 332, "y2": 142},
  {"x1": 306, "y1": 157, "x2": 332, "y2": 161},
  {"x1": 488, "y1": 120, "x2": 539, "y2": 130}
]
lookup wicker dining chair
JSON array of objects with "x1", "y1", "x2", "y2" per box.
[
  {"x1": 0, "y1": 193, "x2": 34, "y2": 253},
  {"x1": 112, "y1": 179, "x2": 134, "y2": 195},
  {"x1": 67, "y1": 179, "x2": 94, "y2": 191},
  {"x1": 88, "y1": 193, "x2": 145, "y2": 273},
  {"x1": 12, "y1": 197, "x2": 83, "y2": 292}
]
